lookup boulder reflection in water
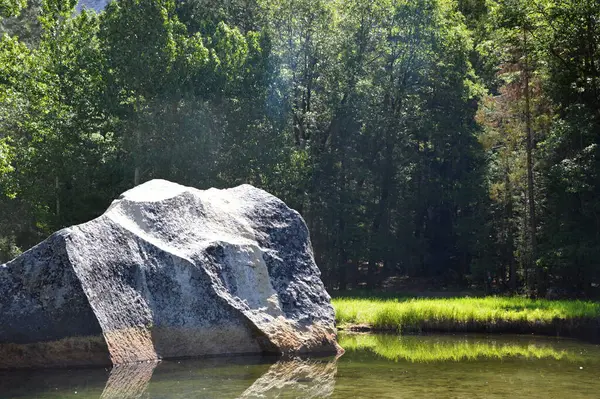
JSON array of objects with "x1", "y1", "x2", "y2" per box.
[
  {"x1": 239, "y1": 359, "x2": 338, "y2": 398},
  {"x1": 95, "y1": 357, "x2": 337, "y2": 399},
  {"x1": 100, "y1": 361, "x2": 157, "y2": 399}
]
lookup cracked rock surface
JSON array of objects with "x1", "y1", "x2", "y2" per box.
[{"x1": 0, "y1": 180, "x2": 341, "y2": 368}]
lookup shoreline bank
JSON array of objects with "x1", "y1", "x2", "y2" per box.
[{"x1": 332, "y1": 296, "x2": 600, "y2": 342}]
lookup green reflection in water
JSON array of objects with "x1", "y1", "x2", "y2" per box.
[
  {"x1": 339, "y1": 333, "x2": 582, "y2": 362},
  {"x1": 2, "y1": 334, "x2": 599, "y2": 399}
]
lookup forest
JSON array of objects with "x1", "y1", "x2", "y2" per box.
[{"x1": 0, "y1": 0, "x2": 599, "y2": 297}]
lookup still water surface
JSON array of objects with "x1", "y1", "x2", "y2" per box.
[{"x1": 1, "y1": 333, "x2": 599, "y2": 399}]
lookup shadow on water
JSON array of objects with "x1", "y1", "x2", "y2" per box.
[{"x1": 0, "y1": 355, "x2": 338, "y2": 399}]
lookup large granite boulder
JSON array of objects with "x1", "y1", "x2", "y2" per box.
[{"x1": 0, "y1": 180, "x2": 341, "y2": 368}]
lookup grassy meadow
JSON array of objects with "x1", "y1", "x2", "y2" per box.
[{"x1": 332, "y1": 296, "x2": 600, "y2": 336}]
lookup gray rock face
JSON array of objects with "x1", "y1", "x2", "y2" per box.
[{"x1": 0, "y1": 180, "x2": 341, "y2": 368}]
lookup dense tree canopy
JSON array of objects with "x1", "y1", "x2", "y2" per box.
[{"x1": 1, "y1": 0, "x2": 599, "y2": 297}]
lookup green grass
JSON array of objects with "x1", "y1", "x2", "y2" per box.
[
  {"x1": 338, "y1": 333, "x2": 581, "y2": 362},
  {"x1": 332, "y1": 296, "x2": 600, "y2": 333}
]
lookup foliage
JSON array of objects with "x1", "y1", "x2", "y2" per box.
[
  {"x1": 0, "y1": 0, "x2": 25, "y2": 18},
  {"x1": 0, "y1": 0, "x2": 599, "y2": 298}
]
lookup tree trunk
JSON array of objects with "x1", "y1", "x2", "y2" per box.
[
  {"x1": 504, "y1": 163, "x2": 517, "y2": 292},
  {"x1": 337, "y1": 143, "x2": 348, "y2": 291},
  {"x1": 55, "y1": 176, "x2": 60, "y2": 223},
  {"x1": 367, "y1": 136, "x2": 393, "y2": 289},
  {"x1": 523, "y1": 28, "x2": 541, "y2": 295},
  {"x1": 134, "y1": 128, "x2": 141, "y2": 186}
]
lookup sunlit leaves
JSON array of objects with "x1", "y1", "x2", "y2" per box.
[
  {"x1": 212, "y1": 22, "x2": 248, "y2": 79},
  {"x1": 0, "y1": 0, "x2": 25, "y2": 18},
  {"x1": 0, "y1": 138, "x2": 14, "y2": 195},
  {"x1": 100, "y1": 0, "x2": 183, "y2": 99}
]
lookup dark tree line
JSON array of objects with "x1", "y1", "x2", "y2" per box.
[{"x1": 1, "y1": 0, "x2": 599, "y2": 297}]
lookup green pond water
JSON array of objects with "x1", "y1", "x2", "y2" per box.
[{"x1": 1, "y1": 333, "x2": 599, "y2": 399}]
